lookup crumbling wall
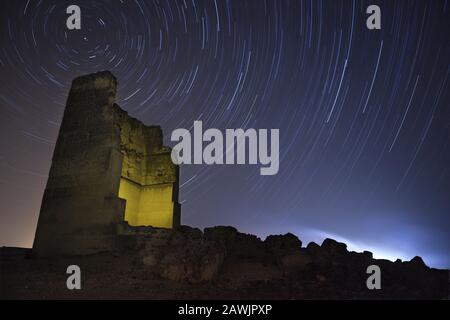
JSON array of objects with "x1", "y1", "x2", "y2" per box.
[
  {"x1": 114, "y1": 105, "x2": 180, "y2": 228},
  {"x1": 33, "y1": 71, "x2": 180, "y2": 257}
]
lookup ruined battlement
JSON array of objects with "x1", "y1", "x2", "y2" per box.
[{"x1": 32, "y1": 71, "x2": 180, "y2": 257}]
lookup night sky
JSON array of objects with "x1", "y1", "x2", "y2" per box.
[{"x1": 1, "y1": 0, "x2": 449, "y2": 268}]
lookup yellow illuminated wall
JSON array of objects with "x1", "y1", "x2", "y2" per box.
[
  {"x1": 118, "y1": 178, "x2": 175, "y2": 228},
  {"x1": 116, "y1": 114, "x2": 178, "y2": 229}
]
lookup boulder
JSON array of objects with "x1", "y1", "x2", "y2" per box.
[
  {"x1": 321, "y1": 238, "x2": 347, "y2": 255},
  {"x1": 204, "y1": 226, "x2": 238, "y2": 245},
  {"x1": 408, "y1": 256, "x2": 427, "y2": 269},
  {"x1": 264, "y1": 233, "x2": 302, "y2": 254},
  {"x1": 306, "y1": 242, "x2": 329, "y2": 268},
  {"x1": 232, "y1": 233, "x2": 266, "y2": 259},
  {"x1": 362, "y1": 251, "x2": 373, "y2": 259}
]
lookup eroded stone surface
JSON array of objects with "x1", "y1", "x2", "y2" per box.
[
  {"x1": 4, "y1": 225, "x2": 448, "y2": 299},
  {"x1": 32, "y1": 71, "x2": 180, "y2": 257}
]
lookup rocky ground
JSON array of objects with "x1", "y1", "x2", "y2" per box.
[{"x1": 1, "y1": 226, "x2": 448, "y2": 299}]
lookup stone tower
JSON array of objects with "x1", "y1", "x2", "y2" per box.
[{"x1": 33, "y1": 71, "x2": 180, "y2": 257}]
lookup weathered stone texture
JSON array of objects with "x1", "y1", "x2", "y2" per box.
[
  {"x1": 110, "y1": 225, "x2": 448, "y2": 299},
  {"x1": 32, "y1": 71, "x2": 180, "y2": 257}
]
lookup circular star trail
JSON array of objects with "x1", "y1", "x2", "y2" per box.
[{"x1": 0, "y1": 0, "x2": 449, "y2": 267}]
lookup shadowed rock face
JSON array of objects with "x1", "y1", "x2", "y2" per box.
[
  {"x1": 1, "y1": 225, "x2": 448, "y2": 299},
  {"x1": 113, "y1": 225, "x2": 448, "y2": 299},
  {"x1": 32, "y1": 71, "x2": 180, "y2": 257}
]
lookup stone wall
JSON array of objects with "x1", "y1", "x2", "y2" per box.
[
  {"x1": 114, "y1": 105, "x2": 180, "y2": 228},
  {"x1": 32, "y1": 71, "x2": 180, "y2": 257},
  {"x1": 113, "y1": 225, "x2": 449, "y2": 299}
]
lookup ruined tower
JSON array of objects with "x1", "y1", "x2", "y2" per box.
[{"x1": 33, "y1": 71, "x2": 180, "y2": 257}]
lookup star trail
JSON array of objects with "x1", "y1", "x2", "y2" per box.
[{"x1": 0, "y1": 0, "x2": 449, "y2": 267}]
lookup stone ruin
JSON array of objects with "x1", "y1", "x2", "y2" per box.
[
  {"x1": 33, "y1": 71, "x2": 180, "y2": 257},
  {"x1": 25, "y1": 72, "x2": 449, "y2": 299},
  {"x1": 26, "y1": 71, "x2": 448, "y2": 299}
]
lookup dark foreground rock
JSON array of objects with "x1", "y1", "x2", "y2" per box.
[{"x1": 1, "y1": 226, "x2": 448, "y2": 299}]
